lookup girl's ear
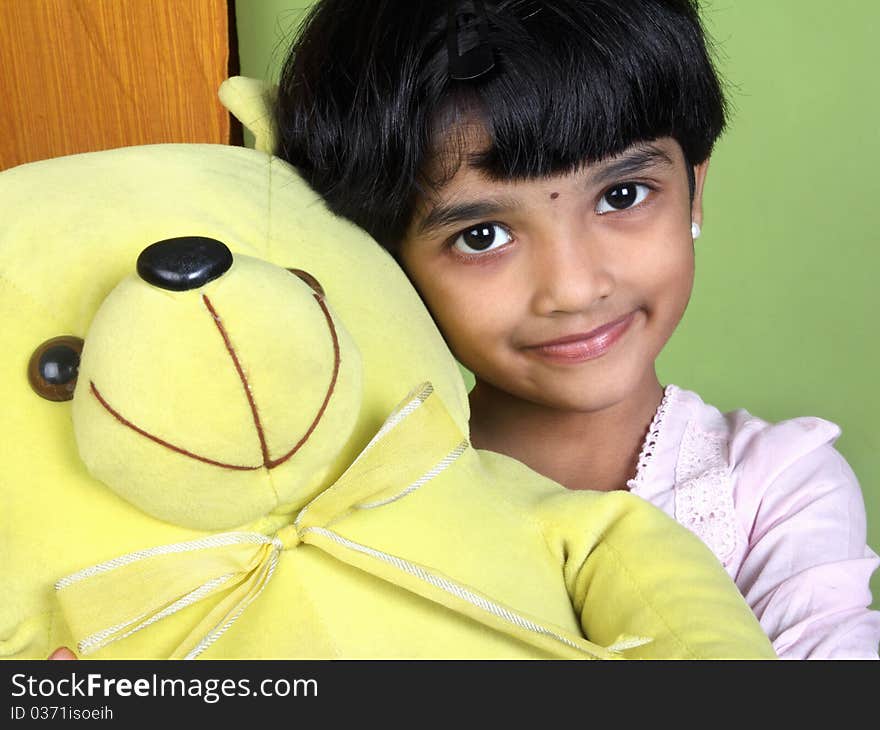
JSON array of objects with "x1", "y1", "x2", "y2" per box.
[{"x1": 691, "y1": 158, "x2": 711, "y2": 229}]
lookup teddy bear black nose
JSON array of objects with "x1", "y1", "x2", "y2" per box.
[{"x1": 136, "y1": 236, "x2": 234, "y2": 291}]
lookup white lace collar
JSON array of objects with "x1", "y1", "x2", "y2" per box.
[
  {"x1": 627, "y1": 385, "x2": 739, "y2": 565},
  {"x1": 626, "y1": 384, "x2": 678, "y2": 493}
]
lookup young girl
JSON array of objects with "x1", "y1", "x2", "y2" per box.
[{"x1": 273, "y1": 0, "x2": 880, "y2": 658}]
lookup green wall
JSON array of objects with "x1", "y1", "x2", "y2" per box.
[{"x1": 234, "y1": 0, "x2": 880, "y2": 608}]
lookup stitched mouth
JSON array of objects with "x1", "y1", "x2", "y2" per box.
[{"x1": 89, "y1": 292, "x2": 341, "y2": 471}]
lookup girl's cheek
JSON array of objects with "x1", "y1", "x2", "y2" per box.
[{"x1": 643, "y1": 229, "x2": 694, "y2": 276}]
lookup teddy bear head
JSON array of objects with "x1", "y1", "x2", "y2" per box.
[
  {"x1": 1, "y1": 143, "x2": 470, "y2": 537},
  {"x1": 56, "y1": 235, "x2": 361, "y2": 528}
]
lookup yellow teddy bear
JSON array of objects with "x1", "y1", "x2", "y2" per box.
[{"x1": 0, "y1": 82, "x2": 775, "y2": 660}]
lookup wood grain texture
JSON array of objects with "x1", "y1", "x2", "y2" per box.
[{"x1": 0, "y1": 0, "x2": 235, "y2": 170}]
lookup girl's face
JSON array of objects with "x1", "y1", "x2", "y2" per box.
[{"x1": 399, "y1": 135, "x2": 708, "y2": 413}]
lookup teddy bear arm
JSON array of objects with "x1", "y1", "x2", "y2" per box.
[{"x1": 547, "y1": 491, "x2": 777, "y2": 659}]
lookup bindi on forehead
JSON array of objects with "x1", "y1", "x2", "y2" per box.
[{"x1": 550, "y1": 192, "x2": 560, "y2": 200}]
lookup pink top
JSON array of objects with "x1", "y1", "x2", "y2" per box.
[{"x1": 627, "y1": 385, "x2": 880, "y2": 659}]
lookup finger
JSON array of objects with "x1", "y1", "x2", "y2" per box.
[{"x1": 48, "y1": 647, "x2": 77, "y2": 660}]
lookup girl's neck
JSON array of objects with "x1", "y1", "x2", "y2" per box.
[{"x1": 468, "y1": 372, "x2": 665, "y2": 493}]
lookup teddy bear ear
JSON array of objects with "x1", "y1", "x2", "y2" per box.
[{"x1": 218, "y1": 76, "x2": 278, "y2": 154}]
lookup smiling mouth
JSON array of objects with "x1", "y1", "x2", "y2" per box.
[{"x1": 524, "y1": 312, "x2": 637, "y2": 364}]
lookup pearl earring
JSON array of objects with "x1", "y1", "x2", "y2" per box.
[{"x1": 691, "y1": 222, "x2": 701, "y2": 240}]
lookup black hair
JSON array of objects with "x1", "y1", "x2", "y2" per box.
[{"x1": 275, "y1": 0, "x2": 726, "y2": 253}]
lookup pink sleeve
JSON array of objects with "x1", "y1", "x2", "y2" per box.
[{"x1": 732, "y1": 419, "x2": 880, "y2": 659}]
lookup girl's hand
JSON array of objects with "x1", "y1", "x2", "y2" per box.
[{"x1": 48, "y1": 646, "x2": 77, "y2": 660}]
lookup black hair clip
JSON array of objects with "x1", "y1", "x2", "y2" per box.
[{"x1": 447, "y1": 0, "x2": 495, "y2": 81}]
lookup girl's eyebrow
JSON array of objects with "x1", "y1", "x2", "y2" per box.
[
  {"x1": 416, "y1": 196, "x2": 521, "y2": 236},
  {"x1": 589, "y1": 144, "x2": 675, "y2": 188}
]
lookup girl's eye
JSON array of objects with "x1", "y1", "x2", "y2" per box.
[
  {"x1": 596, "y1": 183, "x2": 650, "y2": 214},
  {"x1": 451, "y1": 223, "x2": 513, "y2": 255}
]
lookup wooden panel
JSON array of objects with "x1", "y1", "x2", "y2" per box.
[{"x1": 0, "y1": 0, "x2": 237, "y2": 170}]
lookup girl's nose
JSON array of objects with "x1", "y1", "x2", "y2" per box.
[{"x1": 529, "y1": 234, "x2": 614, "y2": 316}]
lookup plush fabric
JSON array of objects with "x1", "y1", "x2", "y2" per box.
[{"x1": 0, "y1": 88, "x2": 776, "y2": 659}]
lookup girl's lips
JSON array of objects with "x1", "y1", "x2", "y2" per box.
[{"x1": 524, "y1": 312, "x2": 637, "y2": 363}]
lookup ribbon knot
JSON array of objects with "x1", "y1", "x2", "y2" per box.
[{"x1": 274, "y1": 526, "x2": 299, "y2": 550}]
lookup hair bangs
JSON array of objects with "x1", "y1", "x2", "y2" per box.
[{"x1": 426, "y1": 0, "x2": 725, "y2": 185}]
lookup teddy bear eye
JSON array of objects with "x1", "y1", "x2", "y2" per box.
[
  {"x1": 28, "y1": 336, "x2": 85, "y2": 402},
  {"x1": 287, "y1": 268, "x2": 325, "y2": 298}
]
